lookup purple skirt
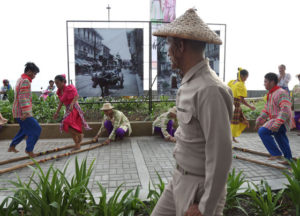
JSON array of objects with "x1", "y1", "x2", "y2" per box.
[{"x1": 295, "y1": 111, "x2": 300, "y2": 130}]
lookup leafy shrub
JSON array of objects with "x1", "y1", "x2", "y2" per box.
[
  {"x1": 245, "y1": 180, "x2": 284, "y2": 216},
  {"x1": 283, "y1": 159, "x2": 300, "y2": 216},
  {"x1": 225, "y1": 169, "x2": 248, "y2": 214}
]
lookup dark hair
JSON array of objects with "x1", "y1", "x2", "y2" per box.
[
  {"x1": 49, "y1": 80, "x2": 54, "y2": 83},
  {"x1": 24, "y1": 62, "x2": 39, "y2": 74},
  {"x1": 54, "y1": 75, "x2": 66, "y2": 83},
  {"x1": 264, "y1": 72, "x2": 278, "y2": 85},
  {"x1": 238, "y1": 69, "x2": 249, "y2": 77},
  {"x1": 279, "y1": 64, "x2": 286, "y2": 70}
]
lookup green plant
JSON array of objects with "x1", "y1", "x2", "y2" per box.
[
  {"x1": 242, "y1": 99, "x2": 265, "y2": 120},
  {"x1": 246, "y1": 180, "x2": 284, "y2": 216},
  {"x1": 92, "y1": 183, "x2": 134, "y2": 216},
  {"x1": 0, "y1": 100, "x2": 14, "y2": 123},
  {"x1": 225, "y1": 169, "x2": 248, "y2": 214},
  {"x1": 145, "y1": 171, "x2": 165, "y2": 214},
  {"x1": 283, "y1": 159, "x2": 300, "y2": 216},
  {"x1": 7, "y1": 89, "x2": 14, "y2": 104},
  {"x1": 3, "y1": 157, "x2": 95, "y2": 216}
]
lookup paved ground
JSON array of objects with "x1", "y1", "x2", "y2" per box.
[{"x1": 0, "y1": 132, "x2": 299, "y2": 201}]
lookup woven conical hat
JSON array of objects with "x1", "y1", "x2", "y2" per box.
[{"x1": 153, "y1": 8, "x2": 222, "y2": 45}]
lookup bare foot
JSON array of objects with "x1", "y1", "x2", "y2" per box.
[
  {"x1": 233, "y1": 137, "x2": 239, "y2": 143},
  {"x1": 71, "y1": 144, "x2": 81, "y2": 152},
  {"x1": 26, "y1": 151, "x2": 37, "y2": 157},
  {"x1": 8, "y1": 146, "x2": 19, "y2": 153},
  {"x1": 278, "y1": 160, "x2": 290, "y2": 165},
  {"x1": 268, "y1": 156, "x2": 282, "y2": 160}
]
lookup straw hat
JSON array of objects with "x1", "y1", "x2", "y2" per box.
[
  {"x1": 168, "y1": 106, "x2": 177, "y2": 115},
  {"x1": 101, "y1": 103, "x2": 114, "y2": 111},
  {"x1": 153, "y1": 8, "x2": 222, "y2": 45},
  {"x1": 0, "y1": 113, "x2": 8, "y2": 126}
]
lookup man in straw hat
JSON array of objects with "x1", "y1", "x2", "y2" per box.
[
  {"x1": 151, "y1": 8, "x2": 233, "y2": 216},
  {"x1": 152, "y1": 106, "x2": 178, "y2": 142},
  {"x1": 292, "y1": 73, "x2": 300, "y2": 135},
  {"x1": 93, "y1": 103, "x2": 132, "y2": 144}
]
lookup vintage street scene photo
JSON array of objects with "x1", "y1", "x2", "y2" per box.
[
  {"x1": 74, "y1": 28, "x2": 144, "y2": 97},
  {"x1": 157, "y1": 30, "x2": 221, "y2": 96}
]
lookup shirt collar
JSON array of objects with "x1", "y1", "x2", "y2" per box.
[
  {"x1": 21, "y1": 73, "x2": 32, "y2": 83},
  {"x1": 180, "y1": 58, "x2": 209, "y2": 86}
]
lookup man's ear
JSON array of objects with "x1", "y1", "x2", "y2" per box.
[{"x1": 179, "y1": 40, "x2": 185, "y2": 53}]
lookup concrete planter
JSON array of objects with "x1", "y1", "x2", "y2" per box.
[{"x1": 0, "y1": 120, "x2": 257, "y2": 140}]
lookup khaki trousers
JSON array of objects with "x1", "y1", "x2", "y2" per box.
[{"x1": 151, "y1": 169, "x2": 226, "y2": 216}]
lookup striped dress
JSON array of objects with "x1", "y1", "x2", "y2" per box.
[
  {"x1": 256, "y1": 88, "x2": 295, "y2": 131},
  {"x1": 228, "y1": 80, "x2": 248, "y2": 137},
  {"x1": 12, "y1": 74, "x2": 32, "y2": 118}
]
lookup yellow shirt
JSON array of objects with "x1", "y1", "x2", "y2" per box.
[{"x1": 228, "y1": 80, "x2": 247, "y2": 98}]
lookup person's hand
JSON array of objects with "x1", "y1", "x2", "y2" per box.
[
  {"x1": 92, "y1": 136, "x2": 99, "y2": 143},
  {"x1": 104, "y1": 139, "x2": 111, "y2": 145},
  {"x1": 169, "y1": 136, "x2": 176, "y2": 143},
  {"x1": 21, "y1": 113, "x2": 30, "y2": 121},
  {"x1": 271, "y1": 127, "x2": 279, "y2": 133},
  {"x1": 184, "y1": 204, "x2": 203, "y2": 216},
  {"x1": 250, "y1": 105, "x2": 256, "y2": 111},
  {"x1": 69, "y1": 102, "x2": 74, "y2": 111}
]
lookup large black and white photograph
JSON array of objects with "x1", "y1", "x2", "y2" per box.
[
  {"x1": 156, "y1": 36, "x2": 181, "y2": 96},
  {"x1": 74, "y1": 28, "x2": 144, "y2": 97},
  {"x1": 205, "y1": 30, "x2": 220, "y2": 76},
  {"x1": 157, "y1": 30, "x2": 221, "y2": 96}
]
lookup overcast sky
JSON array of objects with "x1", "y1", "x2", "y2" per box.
[
  {"x1": 0, "y1": 0, "x2": 299, "y2": 91},
  {"x1": 95, "y1": 29, "x2": 131, "y2": 59}
]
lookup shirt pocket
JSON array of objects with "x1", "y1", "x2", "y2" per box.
[{"x1": 178, "y1": 111, "x2": 193, "y2": 125}]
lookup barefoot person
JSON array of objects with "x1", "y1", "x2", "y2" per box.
[
  {"x1": 228, "y1": 68, "x2": 256, "y2": 143},
  {"x1": 152, "y1": 106, "x2": 177, "y2": 142},
  {"x1": 53, "y1": 74, "x2": 91, "y2": 150},
  {"x1": 151, "y1": 9, "x2": 233, "y2": 216},
  {"x1": 93, "y1": 103, "x2": 132, "y2": 145},
  {"x1": 292, "y1": 73, "x2": 300, "y2": 135},
  {"x1": 8, "y1": 62, "x2": 42, "y2": 157},
  {"x1": 256, "y1": 73, "x2": 295, "y2": 163}
]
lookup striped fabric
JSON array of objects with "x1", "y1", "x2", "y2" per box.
[
  {"x1": 256, "y1": 88, "x2": 294, "y2": 131},
  {"x1": 12, "y1": 76, "x2": 32, "y2": 118},
  {"x1": 231, "y1": 97, "x2": 248, "y2": 125}
]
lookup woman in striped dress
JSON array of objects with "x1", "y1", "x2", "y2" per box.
[{"x1": 228, "y1": 68, "x2": 256, "y2": 143}]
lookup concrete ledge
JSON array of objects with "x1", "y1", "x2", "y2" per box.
[
  {"x1": 0, "y1": 121, "x2": 153, "y2": 140},
  {"x1": 0, "y1": 120, "x2": 257, "y2": 140}
]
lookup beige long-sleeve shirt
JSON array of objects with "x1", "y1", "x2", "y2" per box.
[{"x1": 174, "y1": 59, "x2": 233, "y2": 216}]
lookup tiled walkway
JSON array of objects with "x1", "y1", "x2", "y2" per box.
[{"x1": 0, "y1": 132, "x2": 299, "y2": 200}]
